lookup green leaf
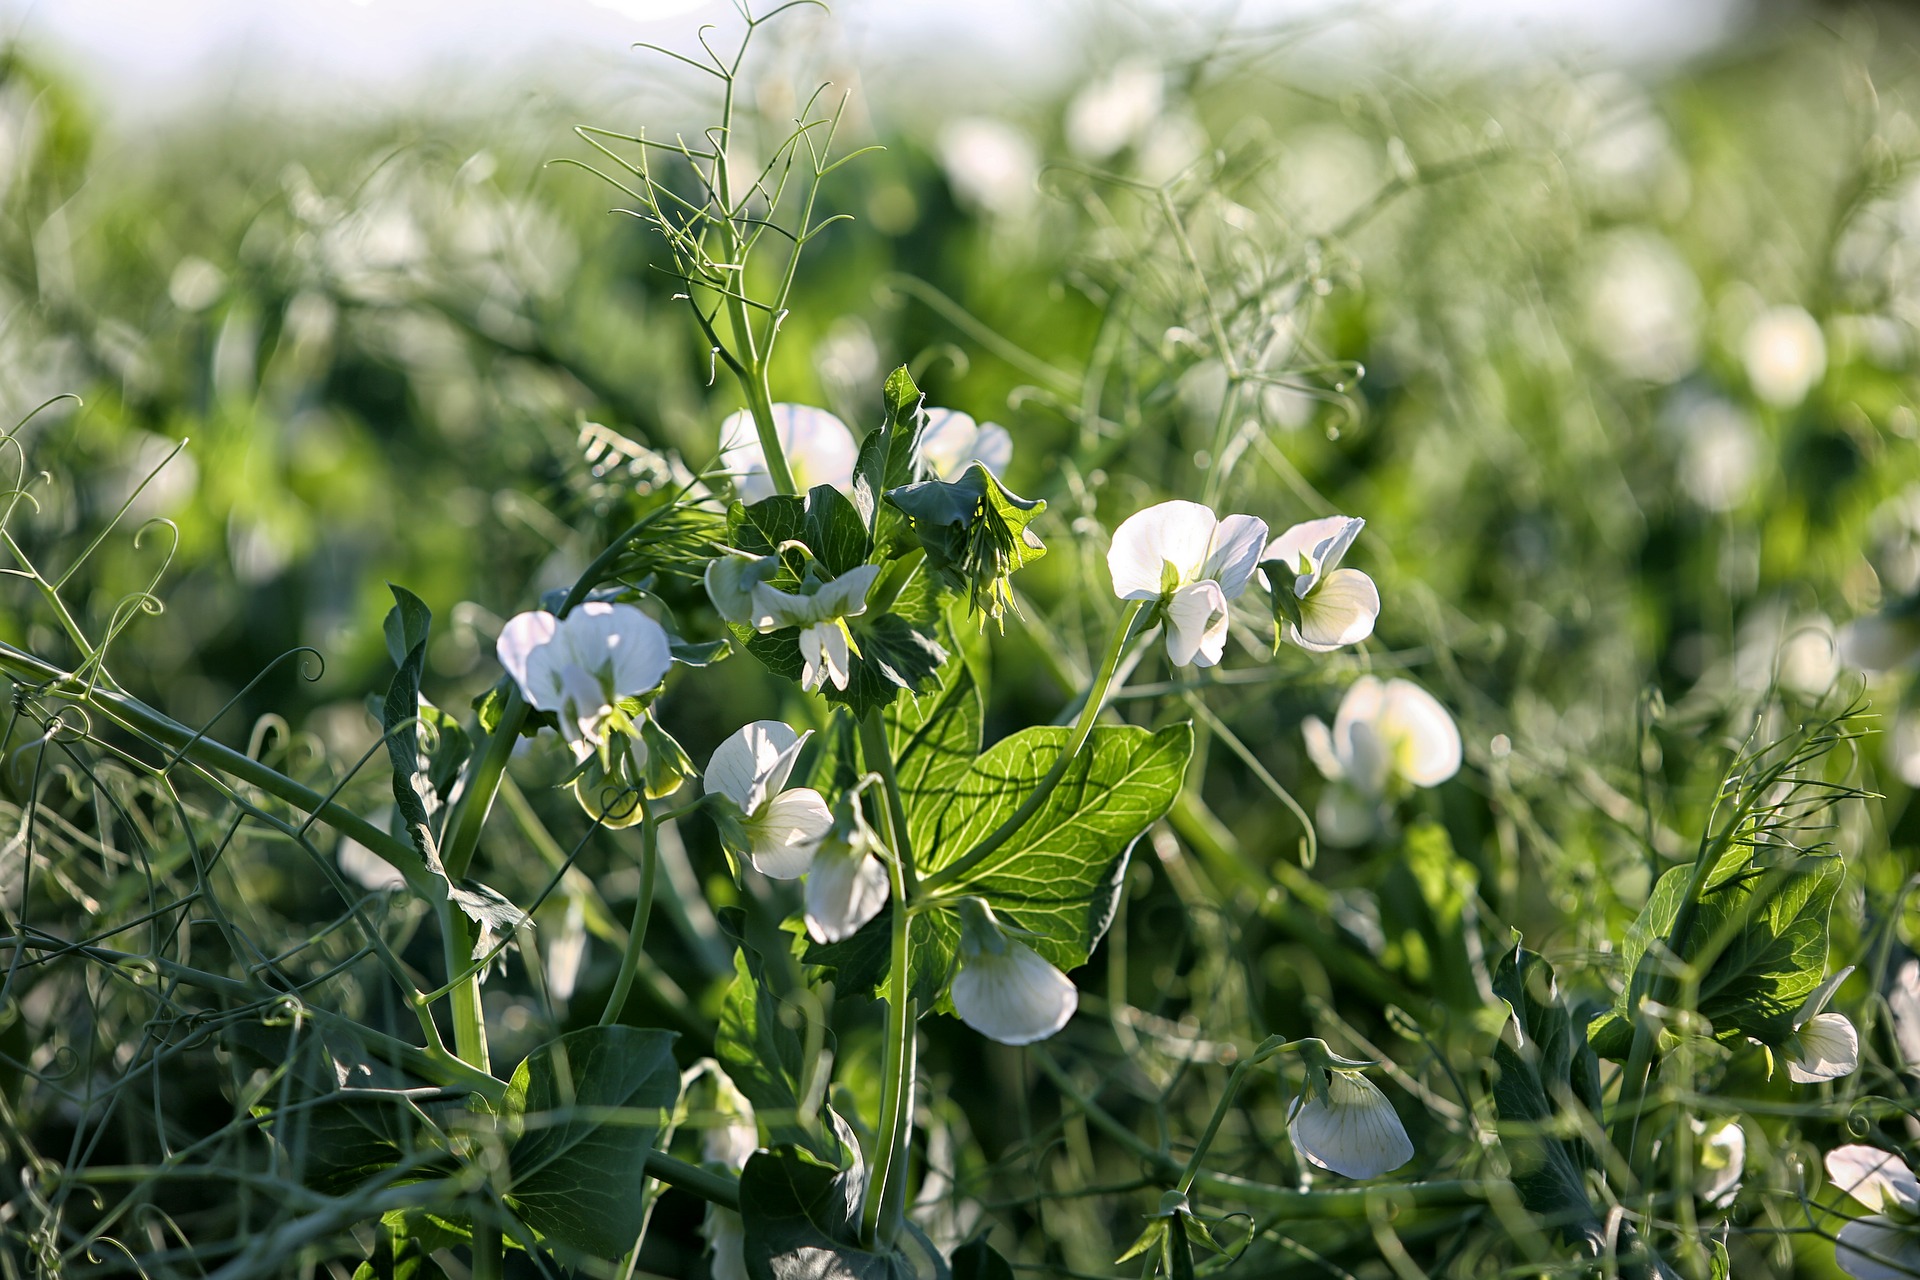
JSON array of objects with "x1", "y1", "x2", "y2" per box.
[
  {"x1": 728, "y1": 486, "x2": 871, "y2": 578},
  {"x1": 382, "y1": 587, "x2": 438, "y2": 866},
  {"x1": 1594, "y1": 852, "x2": 1844, "y2": 1057},
  {"x1": 853, "y1": 365, "x2": 927, "y2": 555},
  {"x1": 885, "y1": 465, "x2": 1046, "y2": 625},
  {"x1": 503, "y1": 1026, "x2": 681, "y2": 1260},
  {"x1": 1487, "y1": 944, "x2": 1608, "y2": 1258},
  {"x1": 950, "y1": 1238, "x2": 1016, "y2": 1280},
  {"x1": 716, "y1": 910, "x2": 832, "y2": 1159},
  {"x1": 738, "y1": 1120, "x2": 949, "y2": 1280},
  {"x1": 383, "y1": 584, "x2": 433, "y2": 669},
  {"x1": 1376, "y1": 821, "x2": 1489, "y2": 1012},
  {"x1": 885, "y1": 659, "x2": 986, "y2": 851}
]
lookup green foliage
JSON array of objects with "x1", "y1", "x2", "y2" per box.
[{"x1": 738, "y1": 1119, "x2": 949, "y2": 1280}]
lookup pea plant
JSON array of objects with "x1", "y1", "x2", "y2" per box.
[{"x1": 0, "y1": 7, "x2": 1895, "y2": 1280}]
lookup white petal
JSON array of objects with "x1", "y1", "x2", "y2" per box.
[
  {"x1": 497, "y1": 611, "x2": 561, "y2": 709},
  {"x1": 804, "y1": 848, "x2": 892, "y2": 943},
  {"x1": 1378, "y1": 678, "x2": 1462, "y2": 788},
  {"x1": 1694, "y1": 1118, "x2": 1745, "y2": 1208},
  {"x1": 1302, "y1": 716, "x2": 1344, "y2": 782},
  {"x1": 969, "y1": 422, "x2": 1014, "y2": 476},
  {"x1": 1829, "y1": 1145, "x2": 1920, "y2": 1215},
  {"x1": 1787, "y1": 1012, "x2": 1860, "y2": 1083},
  {"x1": 1202, "y1": 514, "x2": 1269, "y2": 600},
  {"x1": 1289, "y1": 568, "x2": 1381, "y2": 652},
  {"x1": 750, "y1": 582, "x2": 818, "y2": 631},
  {"x1": 705, "y1": 554, "x2": 775, "y2": 626},
  {"x1": 719, "y1": 404, "x2": 858, "y2": 501},
  {"x1": 1891, "y1": 960, "x2": 1920, "y2": 1070},
  {"x1": 1263, "y1": 515, "x2": 1360, "y2": 579},
  {"x1": 1108, "y1": 500, "x2": 1218, "y2": 600},
  {"x1": 746, "y1": 787, "x2": 833, "y2": 878},
  {"x1": 702, "y1": 1206, "x2": 749, "y2": 1280},
  {"x1": 951, "y1": 940, "x2": 1078, "y2": 1045},
  {"x1": 917, "y1": 408, "x2": 979, "y2": 480},
  {"x1": 812, "y1": 564, "x2": 881, "y2": 619},
  {"x1": 1287, "y1": 1071, "x2": 1414, "y2": 1180},
  {"x1": 1797, "y1": 965, "x2": 1857, "y2": 1025},
  {"x1": 1163, "y1": 579, "x2": 1230, "y2": 668},
  {"x1": 1836, "y1": 1216, "x2": 1920, "y2": 1280},
  {"x1": 705, "y1": 720, "x2": 806, "y2": 814},
  {"x1": 798, "y1": 623, "x2": 828, "y2": 693},
  {"x1": 1342, "y1": 720, "x2": 1394, "y2": 801},
  {"x1": 1316, "y1": 786, "x2": 1382, "y2": 847},
  {"x1": 1332, "y1": 676, "x2": 1388, "y2": 763},
  {"x1": 560, "y1": 602, "x2": 672, "y2": 700}
]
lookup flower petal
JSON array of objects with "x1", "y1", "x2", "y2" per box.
[
  {"x1": 951, "y1": 939, "x2": 1078, "y2": 1045},
  {"x1": 799, "y1": 621, "x2": 853, "y2": 692},
  {"x1": 1796, "y1": 965, "x2": 1856, "y2": 1026},
  {"x1": 1787, "y1": 1012, "x2": 1860, "y2": 1083},
  {"x1": 561, "y1": 602, "x2": 672, "y2": 700},
  {"x1": 1287, "y1": 1071, "x2": 1415, "y2": 1180},
  {"x1": 497, "y1": 611, "x2": 561, "y2": 709},
  {"x1": 1828, "y1": 1145, "x2": 1920, "y2": 1215},
  {"x1": 1289, "y1": 568, "x2": 1380, "y2": 652},
  {"x1": 720, "y1": 404, "x2": 858, "y2": 502},
  {"x1": 918, "y1": 409, "x2": 1013, "y2": 480},
  {"x1": 804, "y1": 847, "x2": 892, "y2": 943},
  {"x1": 706, "y1": 554, "x2": 778, "y2": 627},
  {"x1": 1203, "y1": 514, "x2": 1270, "y2": 600},
  {"x1": 1263, "y1": 515, "x2": 1360, "y2": 580},
  {"x1": 812, "y1": 564, "x2": 882, "y2": 619},
  {"x1": 1163, "y1": 579, "x2": 1230, "y2": 668},
  {"x1": 1108, "y1": 500, "x2": 1218, "y2": 600},
  {"x1": 1695, "y1": 1118, "x2": 1745, "y2": 1209},
  {"x1": 1835, "y1": 1216, "x2": 1920, "y2": 1280},
  {"x1": 1302, "y1": 715, "x2": 1343, "y2": 782},
  {"x1": 1378, "y1": 678, "x2": 1462, "y2": 788},
  {"x1": 705, "y1": 720, "x2": 806, "y2": 814},
  {"x1": 746, "y1": 787, "x2": 833, "y2": 878}
]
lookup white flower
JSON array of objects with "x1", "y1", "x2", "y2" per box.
[
  {"x1": 804, "y1": 822, "x2": 891, "y2": 944},
  {"x1": 704, "y1": 721, "x2": 834, "y2": 879},
  {"x1": 701, "y1": 1074, "x2": 757, "y2": 1280},
  {"x1": 750, "y1": 564, "x2": 881, "y2": 693},
  {"x1": 1261, "y1": 515, "x2": 1381, "y2": 652},
  {"x1": 719, "y1": 403, "x2": 858, "y2": 503},
  {"x1": 1287, "y1": 1068, "x2": 1414, "y2": 1180},
  {"x1": 937, "y1": 117, "x2": 1039, "y2": 217},
  {"x1": 1303, "y1": 677, "x2": 1461, "y2": 845},
  {"x1": 1892, "y1": 960, "x2": 1920, "y2": 1072},
  {"x1": 1786, "y1": 967, "x2": 1859, "y2": 1084},
  {"x1": 1065, "y1": 59, "x2": 1163, "y2": 160},
  {"x1": 917, "y1": 408, "x2": 1013, "y2": 481},
  {"x1": 1827, "y1": 1145, "x2": 1920, "y2": 1280},
  {"x1": 1694, "y1": 1117, "x2": 1745, "y2": 1208},
  {"x1": 950, "y1": 903, "x2": 1077, "y2": 1045},
  {"x1": 1743, "y1": 304, "x2": 1827, "y2": 409},
  {"x1": 1584, "y1": 228, "x2": 1701, "y2": 384},
  {"x1": 1107, "y1": 499, "x2": 1267, "y2": 668},
  {"x1": 497, "y1": 602, "x2": 672, "y2": 762}
]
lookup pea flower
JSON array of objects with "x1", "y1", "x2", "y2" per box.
[
  {"x1": 705, "y1": 555, "x2": 881, "y2": 693},
  {"x1": 950, "y1": 900, "x2": 1077, "y2": 1045},
  {"x1": 1107, "y1": 499, "x2": 1268, "y2": 668},
  {"x1": 704, "y1": 721, "x2": 833, "y2": 879},
  {"x1": 1826, "y1": 1144, "x2": 1920, "y2": 1280},
  {"x1": 700, "y1": 1072, "x2": 757, "y2": 1280},
  {"x1": 1784, "y1": 966, "x2": 1859, "y2": 1084},
  {"x1": 719, "y1": 403, "x2": 858, "y2": 504},
  {"x1": 1287, "y1": 1064, "x2": 1415, "y2": 1180},
  {"x1": 496, "y1": 602, "x2": 673, "y2": 762},
  {"x1": 804, "y1": 804, "x2": 891, "y2": 944},
  {"x1": 1694, "y1": 1117, "x2": 1745, "y2": 1208},
  {"x1": 1260, "y1": 515, "x2": 1380, "y2": 652},
  {"x1": 1303, "y1": 676, "x2": 1462, "y2": 845},
  {"x1": 917, "y1": 408, "x2": 1012, "y2": 480}
]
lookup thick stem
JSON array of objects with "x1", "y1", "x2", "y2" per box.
[
  {"x1": 861, "y1": 709, "x2": 918, "y2": 1250},
  {"x1": 1176, "y1": 1060, "x2": 1252, "y2": 1196},
  {"x1": 920, "y1": 603, "x2": 1146, "y2": 896},
  {"x1": 440, "y1": 905, "x2": 491, "y2": 1074},
  {"x1": 600, "y1": 796, "x2": 659, "y2": 1026},
  {"x1": 470, "y1": 1221, "x2": 503, "y2": 1280}
]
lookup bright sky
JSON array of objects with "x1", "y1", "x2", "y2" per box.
[{"x1": 1, "y1": 0, "x2": 1749, "y2": 125}]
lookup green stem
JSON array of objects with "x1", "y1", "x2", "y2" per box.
[
  {"x1": 859, "y1": 711, "x2": 918, "y2": 896},
  {"x1": 920, "y1": 602, "x2": 1146, "y2": 896},
  {"x1": 1177, "y1": 1060, "x2": 1252, "y2": 1195},
  {"x1": 861, "y1": 713, "x2": 917, "y2": 1249},
  {"x1": 440, "y1": 904, "x2": 490, "y2": 1074},
  {"x1": 471, "y1": 1221, "x2": 503, "y2": 1280},
  {"x1": 601, "y1": 796, "x2": 659, "y2": 1026}
]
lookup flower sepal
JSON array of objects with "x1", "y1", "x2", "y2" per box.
[
  {"x1": 1115, "y1": 1190, "x2": 1230, "y2": 1278},
  {"x1": 885, "y1": 462, "x2": 1047, "y2": 628}
]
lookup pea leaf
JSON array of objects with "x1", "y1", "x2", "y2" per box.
[
  {"x1": 382, "y1": 585, "x2": 439, "y2": 866},
  {"x1": 853, "y1": 365, "x2": 927, "y2": 555},
  {"x1": 716, "y1": 910, "x2": 832, "y2": 1160},
  {"x1": 503, "y1": 1026, "x2": 681, "y2": 1260}
]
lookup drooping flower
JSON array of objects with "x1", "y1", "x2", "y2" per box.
[
  {"x1": 1784, "y1": 966, "x2": 1859, "y2": 1084},
  {"x1": 1107, "y1": 499, "x2": 1267, "y2": 668},
  {"x1": 950, "y1": 901, "x2": 1077, "y2": 1045},
  {"x1": 1694, "y1": 1117, "x2": 1745, "y2": 1209},
  {"x1": 1260, "y1": 516, "x2": 1380, "y2": 652},
  {"x1": 804, "y1": 802, "x2": 891, "y2": 944},
  {"x1": 1287, "y1": 1067, "x2": 1415, "y2": 1180},
  {"x1": 719, "y1": 403, "x2": 858, "y2": 503},
  {"x1": 496, "y1": 602, "x2": 673, "y2": 762},
  {"x1": 917, "y1": 409, "x2": 1013, "y2": 481},
  {"x1": 1302, "y1": 676, "x2": 1462, "y2": 845},
  {"x1": 704, "y1": 721, "x2": 833, "y2": 879},
  {"x1": 1826, "y1": 1145, "x2": 1920, "y2": 1280}
]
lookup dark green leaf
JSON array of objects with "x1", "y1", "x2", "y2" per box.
[
  {"x1": 1376, "y1": 821, "x2": 1490, "y2": 1013},
  {"x1": 383, "y1": 584, "x2": 433, "y2": 670},
  {"x1": 950, "y1": 1238, "x2": 1016, "y2": 1280},
  {"x1": 716, "y1": 913, "x2": 832, "y2": 1160},
  {"x1": 504, "y1": 1026, "x2": 681, "y2": 1260},
  {"x1": 853, "y1": 365, "x2": 926, "y2": 554},
  {"x1": 738, "y1": 1120, "x2": 949, "y2": 1280},
  {"x1": 382, "y1": 590, "x2": 437, "y2": 866}
]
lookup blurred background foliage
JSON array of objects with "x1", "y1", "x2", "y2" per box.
[{"x1": 7, "y1": 2, "x2": 1920, "y2": 1275}]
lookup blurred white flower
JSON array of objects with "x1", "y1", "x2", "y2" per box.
[
  {"x1": 1066, "y1": 60, "x2": 1163, "y2": 160},
  {"x1": 1108, "y1": 500, "x2": 1267, "y2": 668},
  {"x1": 544, "y1": 895, "x2": 588, "y2": 1004},
  {"x1": 1840, "y1": 611, "x2": 1920, "y2": 675},
  {"x1": 1585, "y1": 229, "x2": 1702, "y2": 383},
  {"x1": 748, "y1": 564, "x2": 881, "y2": 693},
  {"x1": 719, "y1": 404, "x2": 858, "y2": 503},
  {"x1": 704, "y1": 720, "x2": 833, "y2": 879},
  {"x1": 917, "y1": 409, "x2": 1012, "y2": 480},
  {"x1": 938, "y1": 117, "x2": 1039, "y2": 217},
  {"x1": 804, "y1": 816, "x2": 891, "y2": 944},
  {"x1": 1785, "y1": 967, "x2": 1859, "y2": 1084},
  {"x1": 700, "y1": 1072, "x2": 757, "y2": 1280},
  {"x1": 1288, "y1": 1068, "x2": 1414, "y2": 1180},
  {"x1": 1676, "y1": 399, "x2": 1761, "y2": 512},
  {"x1": 1261, "y1": 516, "x2": 1381, "y2": 652},
  {"x1": 1893, "y1": 960, "x2": 1920, "y2": 1070},
  {"x1": 497, "y1": 603, "x2": 672, "y2": 762},
  {"x1": 1827, "y1": 1145, "x2": 1920, "y2": 1280},
  {"x1": 950, "y1": 902, "x2": 1076, "y2": 1045},
  {"x1": 1303, "y1": 677, "x2": 1462, "y2": 846},
  {"x1": 1743, "y1": 305, "x2": 1827, "y2": 409},
  {"x1": 1780, "y1": 616, "x2": 1840, "y2": 698},
  {"x1": 1693, "y1": 1117, "x2": 1745, "y2": 1208},
  {"x1": 168, "y1": 256, "x2": 226, "y2": 312}
]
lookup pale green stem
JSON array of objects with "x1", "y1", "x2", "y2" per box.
[
  {"x1": 919, "y1": 602, "x2": 1147, "y2": 896},
  {"x1": 600, "y1": 795, "x2": 659, "y2": 1026},
  {"x1": 859, "y1": 710, "x2": 918, "y2": 1248}
]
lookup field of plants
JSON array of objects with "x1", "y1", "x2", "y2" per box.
[{"x1": 4, "y1": 3, "x2": 1920, "y2": 1277}]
